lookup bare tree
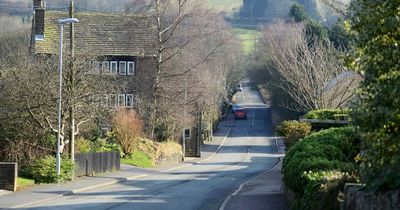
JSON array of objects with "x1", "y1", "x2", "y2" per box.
[
  {"x1": 146, "y1": 0, "x2": 239, "y2": 139},
  {"x1": 257, "y1": 21, "x2": 360, "y2": 112}
]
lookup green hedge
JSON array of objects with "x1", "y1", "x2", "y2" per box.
[
  {"x1": 282, "y1": 127, "x2": 360, "y2": 209},
  {"x1": 296, "y1": 171, "x2": 358, "y2": 210},
  {"x1": 276, "y1": 120, "x2": 311, "y2": 148},
  {"x1": 304, "y1": 109, "x2": 349, "y2": 120},
  {"x1": 23, "y1": 155, "x2": 75, "y2": 183}
]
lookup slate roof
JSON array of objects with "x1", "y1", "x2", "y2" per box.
[{"x1": 34, "y1": 11, "x2": 158, "y2": 57}]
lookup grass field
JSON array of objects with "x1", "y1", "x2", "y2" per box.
[
  {"x1": 233, "y1": 28, "x2": 261, "y2": 55},
  {"x1": 207, "y1": 0, "x2": 242, "y2": 12}
]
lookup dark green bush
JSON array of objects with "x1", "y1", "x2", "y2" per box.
[
  {"x1": 23, "y1": 155, "x2": 75, "y2": 183},
  {"x1": 276, "y1": 120, "x2": 311, "y2": 148},
  {"x1": 296, "y1": 171, "x2": 359, "y2": 210},
  {"x1": 282, "y1": 127, "x2": 360, "y2": 209},
  {"x1": 304, "y1": 109, "x2": 349, "y2": 120},
  {"x1": 348, "y1": 0, "x2": 400, "y2": 192}
]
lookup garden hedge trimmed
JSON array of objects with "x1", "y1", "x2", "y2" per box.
[
  {"x1": 304, "y1": 109, "x2": 349, "y2": 120},
  {"x1": 276, "y1": 120, "x2": 311, "y2": 148},
  {"x1": 282, "y1": 127, "x2": 360, "y2": 209}
]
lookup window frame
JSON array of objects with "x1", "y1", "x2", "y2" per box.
[
  {"x1": 119, "y1": 61, "x2": 127, "y2": 75},
  {"x1": 127, "y1": 62, "x2": 135, "y2": 75},
  {"x1": 110, "y1": 61, "x2": 118, "y2": 74},
  {"x1": 126, "y1": 94, "x2": 134, "y2": 108},
  {"x1": 92, "y1": 60, "x2": 100, "y2": 74},
  {"x1": 102, "y1": 61, "x2": 110, "y2": 74},
  {"x1": 118, "y1": 94, "x2": 126, "y2": 107}
]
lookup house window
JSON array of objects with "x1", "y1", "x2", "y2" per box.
[
  {"x1": 118, "y1": 94, "x2": 126, "y2": 107},
  {"x1": 119, "y1": 61, "x2": 126, "y2": 75},
  {"x1": 126, "y1": 94, "x2": 134, "y2": 108},
  {"x1": 92, "y1": 60, "x2": 100, "y2": 74},
  {"x1": 110, "y1": 61, "x2": 118, "y2": 74},
  {"x1": 127, "y1": 62, "x2": 135, "y2": 75},
  {"x1": 102, "y1": 61, "x2": 110, "y2": 74}
]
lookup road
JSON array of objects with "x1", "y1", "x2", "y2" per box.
[{"x1": 19, "y1": 81, "x2": 282, "y2": 210}]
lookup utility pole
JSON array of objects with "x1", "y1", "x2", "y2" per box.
[
  {"x1": 182, "y1": 75, "x2": 188, "y2": 161},
  {"x1": 68, "y1": 0, "x2": 76, "y2": 165}
]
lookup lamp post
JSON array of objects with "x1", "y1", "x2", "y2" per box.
[{"x1": 56, "y1": 17, "x2": 79, "y2": 176}]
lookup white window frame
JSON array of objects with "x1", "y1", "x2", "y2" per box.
[
  {"x1": 127, "y1": 62, "x2": 135, "y2": 75},
  {"x1": 118, "y1": 94, "x2": 126, "y2": 107},
  {"x1": 92, "y1": 60, "x2": 100, "y2": 74},
  {"x1": 119, "y1": 61, "x2": 127, "y2": 75},
  {"x1": 102, "y1": 61, "x2": 110, "y2": 74},
  {"x1": 110, "y1": 61, "x2": 118, "y2": 74},
  {"x1": 126, "y1": 94, "x2": 134, "y2": 108}
]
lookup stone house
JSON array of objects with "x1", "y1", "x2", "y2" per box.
[{"x1": 30, "y1": 0, "x2": 157, "y2": 110}]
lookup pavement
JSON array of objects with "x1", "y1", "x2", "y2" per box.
[
  {"x1": 0, "y1": 127, "x2": 230, "y2": 209},
  {"x1": 221, "y1": 137, "x2": 288, "y2": 210}
]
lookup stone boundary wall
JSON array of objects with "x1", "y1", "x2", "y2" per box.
[
  {"x1": 342, "y1": 184, "x2": 400, "y2": 210},
  {"x1": 0, "y1": 162, "x2": 17, "y2": 192}
]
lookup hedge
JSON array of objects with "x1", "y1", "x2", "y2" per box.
[
  {"x1": 23, "y1": 155, "x2": 75, "y2": 183},
  {"x1": 276, "y1": 120, "x2": 311, "y2": 148},
  {"x1": 282, "y1": 127, "x2": 360, "y2": 209},
  {"x1": 304, "y1": 109, "x2": 349, "y2": 120}
]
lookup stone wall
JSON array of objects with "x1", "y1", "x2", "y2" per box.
[
  {"x1": 342, "y1": 184, "x2": 400, "y2": 210},
  {"x1": 185, "y1": 127, "x2": 201, "y2": 157},
  {"x1": 0, "y1": 162, "x2": 17, "y2": 192}
]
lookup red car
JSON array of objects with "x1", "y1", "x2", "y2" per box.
[{"x1": 234, "y1": 108, "x2": 247, "y2": 120}]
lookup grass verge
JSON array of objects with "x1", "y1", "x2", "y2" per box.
[
  {"x1": 17, "y1": 177, "x2": 35, "y2": 191},
  {"x1": 121, "y1": 151, "x2": 155, "y2": 168}
]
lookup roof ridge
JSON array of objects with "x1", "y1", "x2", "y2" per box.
[{"x1": 46, "y1": 10, "x2": 152, "y2": 18}]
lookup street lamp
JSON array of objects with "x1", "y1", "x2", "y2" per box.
[{"x1": 56, "y1": 17, "x2": 79, "y2": 177}]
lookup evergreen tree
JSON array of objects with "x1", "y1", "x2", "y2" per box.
[
  {"x1": 289, "y1": 3, "x2": 308, "y2": 22},
  {"x1": 328, "y1": 18, "x2": 351, "y2": 50},
  {"x1": 349, "y1": 0, "x2": 400, "y2": 191}
]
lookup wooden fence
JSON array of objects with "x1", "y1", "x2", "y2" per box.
[{"x1": 74, "y1": 151, "x2": 120, "y2": 177}]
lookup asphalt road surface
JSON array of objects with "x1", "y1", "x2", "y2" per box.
[{"x1": 20, "y1": 81, "x2": 281, "y2": 210}]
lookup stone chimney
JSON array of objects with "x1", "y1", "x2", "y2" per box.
[
  {"x1": 33, "y1": 0, "x2": 45, "y2": 40},
  {"x1": 33, "y1": 0, "x2": 45, "y2": 9}
]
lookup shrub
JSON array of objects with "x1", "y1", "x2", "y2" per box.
[
  {"x1": 348, "y1": 0, "x2": 400, "y2": 191},
  {"x1": 111, "y1": 108, "x2": 143, "y2": 155},
  {"x1": 154, "y1": 116, "x2": 178, "y2": 142},
  {"x1": 276, "y1": 120, "x2": 311, "y2": 148},
  {"x1": 304, "y1": 109, "x2": 349, "y2": 120},
  {"x1": 23, "y1": 155, "x2": 74, "y2": 183},
  {"x1": 282, "y1": 127, "x2": 360, "y2": 208},
  {"x1": 155, "y1": 141, "x2": 182, "y2": 165},
  {"x1": 75, "y1": 137, "x2": 92, "y2": 153},
  {"x1": 296, "y1": 171, "x2": 358, "y2": 210}
]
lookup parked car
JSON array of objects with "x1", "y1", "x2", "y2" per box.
[
  {"x1": 232, "y1": 104, "x2": 243, "y2": 113},
  {"x1": 234, "y1": 108, "x2": 247, "y2": 120}
]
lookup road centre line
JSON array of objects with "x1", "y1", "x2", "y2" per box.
[{"x1": 219, "y1": 136, "x2": 283, "y2": 210}]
